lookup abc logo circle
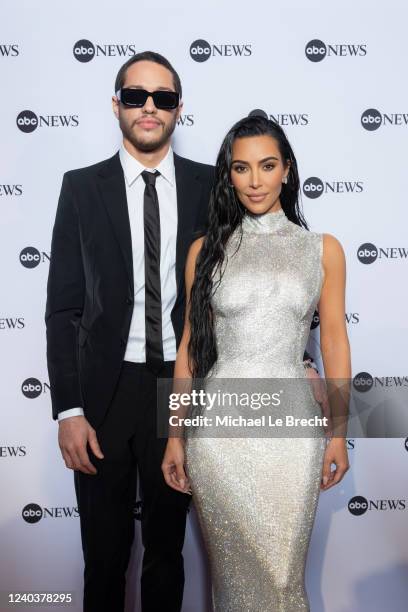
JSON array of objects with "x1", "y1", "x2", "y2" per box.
[
  {"x1": 361, "y1": 108, "x2": 382, "y2": 131},
  {"x1": 248, "y1": 109, "x2": 268, "y2": 119},
  {"x1": 73, "y1": 39, "x2": 95, "y2": 63},
  {"x1": 357, "y1": 242, "x2": 378, "y2": 264},
  {"x1": 16, "y1": 110, "x2": 38, "y2": 133},
  {"x1": 348, "y1": 496, "x2": 368, "y2": 516},
  {"x1": 405, "y1": 437, "x2": 408, "y2": 452},
  {"x1": 22, "y1": 378, "x2": 42, "y2": 399},
  {"x1": 305, "y1": 39, "x2": 327, "y2": 62},
  {"x1": 22, "y1": 503, "x2": 43, "y2": 524},
  {"x1": 20, "y1": 247, "x2": 41, "y2": 268},
  {"x1": 190, "y1": 39, "x2": 211, "y2": 63},
  {"x1": 353, "y1": 372, "x2": 373, "y2": 393},
  {"x1": 311, "y1": 310, "x2": 320, "y2": 330},
  {"x1": 303, "y1": 177, "x2": 324, "y2": 199}
]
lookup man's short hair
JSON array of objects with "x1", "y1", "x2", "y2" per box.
[{"x1": 114, "y1": 51, "x2": 182, "y2": 98}]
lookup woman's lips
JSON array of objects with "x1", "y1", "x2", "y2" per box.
[{"x1": 247, "y1": 193, "x2": 268, "y2": 203}]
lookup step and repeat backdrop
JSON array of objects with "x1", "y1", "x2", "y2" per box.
[{"x1": 1, "y1": 0, "x2": 408, "y2": 610}]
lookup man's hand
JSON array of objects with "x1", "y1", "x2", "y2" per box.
[{"x1": 58, "y1": 415, "x2": 104, "y2": 475}]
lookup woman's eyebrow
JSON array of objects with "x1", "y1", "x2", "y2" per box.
[{"x1": 232, "y1": 156, "x2": 279, "y2": 164}]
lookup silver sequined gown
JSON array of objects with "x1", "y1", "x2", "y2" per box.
[{"x1": 185, "y1": 208, "x2": 327, "y2": 612}]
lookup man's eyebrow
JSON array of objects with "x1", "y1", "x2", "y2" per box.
[
  {"x1": 126, "y1": 85, "x2": 174, "y2": 91},
  {"x1": 231, "y1": 156, "x2": 279, "y2": 164}
]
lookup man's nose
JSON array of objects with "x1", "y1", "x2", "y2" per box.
[{"x1": 142, "y1": 94, "x2": 157, "y2": 113}]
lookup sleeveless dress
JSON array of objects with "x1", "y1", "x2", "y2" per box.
[{"x1": 185, "y1": 207, "x2": 327, "y2": 612}]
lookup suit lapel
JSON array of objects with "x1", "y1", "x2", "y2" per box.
[
  {"x1": 174, "y1": 153, "x2": 203, "y2": 294},
  {"x1": 97, "y1": 153, "x2": 134, "y2": 292},
  {"x1": 97, "y1": 151, "x2": 203, "y2": 298}
]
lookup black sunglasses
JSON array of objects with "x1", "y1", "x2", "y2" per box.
[{"x1": 116, "y1": 88, "x2": 180, "y2": 110}]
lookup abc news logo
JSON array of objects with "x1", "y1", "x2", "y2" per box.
[
  {"x1": 22, "y1": 503, "x2": 79, "y2": 524},
  {"x1": 348, "y1": 495, "x2": 406, "y2": 516},
  {"x1": 311, "y1": 310, "x2": 359, "y2": 330},
  {"x1": 305, "y1": 39, "x2": 367, "y2": 62},
  {"x1": 0, "y1": 44, "x2": 19, "y2": 57},
  {"x1": 303, "y1": 177, "x2": 363, "y2": 199},
  {"x1": 357, "y1": 243, "x2": 408, "y2": 264},
  {"x1": 190, "y1": 39, "x2": 252, "y2": 63},
  {"x1": 0, "y1": 445, "x2": 27, "y2": 458},
  {"x1": 353, "y1": 372, "x2": 408, "y2": 392},
  {"x1": 0, "y1": 184, "x2": 22, "y2": 196},
  {"x1": 0, "y1": 317, "x2": 25, "y2": 330},
  {"x1": 20, "y1": 247, "x2": 50, "y2": 268},
  {"x1": 248, "y1": 109, "x2": 309, "y2": 127},
  {"x1": 16, "y1": 111, "x2": 79, "y2": 133},
  {"x1": 353, "y1": 371, "x2": 374, "y2": 392},
  {"x1": 73, "y1": 39, "x2": 137, "y2": 63},
  {"x1": 361, "y1": 108, "x2": 408, "y2": 131},
  {"x1": 22, "y1": 378, "x2": 50, "y2": 399},
  {"x1": 177, "y1": 115, "x2": 194, "y2": 127}
]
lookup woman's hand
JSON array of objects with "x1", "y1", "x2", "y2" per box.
[
  {"x1": 161, "y1": 438, "x2": 192, "y2": 495},
  {"x1": 320, "y1": 437, "x2": 349, "y2": 491}
]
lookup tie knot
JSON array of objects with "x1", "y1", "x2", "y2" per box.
[{"x1": 141, "y1": 170, "x2": 160, "y2": 186}]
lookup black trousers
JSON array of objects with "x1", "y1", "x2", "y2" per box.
[{"x1": 74, "y1": 360, "x2": 191, "y2": 612}]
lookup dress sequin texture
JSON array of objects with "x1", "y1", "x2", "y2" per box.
[{"x1": 185, "y1": 208, "x2": 327, "y2": 611}]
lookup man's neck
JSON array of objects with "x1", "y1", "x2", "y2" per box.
[{"x1": 122, "y1": 138, "x2": 171, "y2": 169}]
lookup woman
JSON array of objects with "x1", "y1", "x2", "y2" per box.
[{"x1": 162, "y1": 116, "x2": 350, "y2": 611}]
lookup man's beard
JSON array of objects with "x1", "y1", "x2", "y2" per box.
[{"x1": 120, "y1": 113, "x2": 177, "y2": 153}]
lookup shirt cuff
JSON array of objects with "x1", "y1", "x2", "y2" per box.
[{"x1": 57, "y1": 407, "x2": 85, "y2": 421}]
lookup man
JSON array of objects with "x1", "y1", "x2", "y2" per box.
[
  {"x1": 45, "y1": 51, "x2": 214, "y2": 612},
  {"x1": 45, "y1": 50, "x2": 322, "y2": 612}
]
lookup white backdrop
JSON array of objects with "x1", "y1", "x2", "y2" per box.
[{"x1": 1, "y1": 0, "x2": 408, "y2": 610}]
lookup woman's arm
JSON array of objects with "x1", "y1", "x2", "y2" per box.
[
  {"x1": 161, "y1": 236, "x2": 205, "y2": 493},
  {"x1": 319, "y1": 234, "x2": 351, "y2": 382},
  {"x1": 318, "y1": 233, "x2": 351, "y2": 489}
]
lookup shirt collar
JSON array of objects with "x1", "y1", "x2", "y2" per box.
[{"x1": 119, "y1": 142, "x2": 175, "y2": 187}]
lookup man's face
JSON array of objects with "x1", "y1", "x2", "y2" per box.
[{"x1": 112, "y1": 60, "x2": 183, "y2": 153}]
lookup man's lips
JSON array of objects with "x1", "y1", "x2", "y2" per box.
[{"x1": 136, "y1": 118, "x2": 161, "y2": 129}]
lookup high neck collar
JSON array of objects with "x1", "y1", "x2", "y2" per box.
[{"x1": 242, "y1": 207, "x2": 289, "y2": 234}]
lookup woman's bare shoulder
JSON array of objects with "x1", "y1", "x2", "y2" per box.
[{"x1": 322, "y1": 233, "x2": 346, "y2": 273}]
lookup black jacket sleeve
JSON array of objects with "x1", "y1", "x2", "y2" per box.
[
  {"x1": 192, "y1": 165, "x2": 215, "y2": 240},
  {"x1": 45, "y1": 172, "x2": 85, "y2": 419}
]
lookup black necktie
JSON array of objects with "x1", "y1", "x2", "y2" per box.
[{"x1": 142, "y1": 170, "x2": 164, "y2": 374}]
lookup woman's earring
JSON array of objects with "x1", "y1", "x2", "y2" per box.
[{"x1": 282, "y1": 176, "x2": 288, "y2": 184}]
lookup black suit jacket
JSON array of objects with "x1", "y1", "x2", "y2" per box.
[{"x1": 45, "y1": 151, "x2": 214, "y2": 428}]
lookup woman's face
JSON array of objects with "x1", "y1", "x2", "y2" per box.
[{"x1": 230, "y1": 134, "x2": 289, "y2": 215}]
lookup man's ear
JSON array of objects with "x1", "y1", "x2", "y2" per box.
[
  {"x1": 112, "y1": 95, "x2": 119, "y2": 120},
  {"x1": 176, "y1": 100, "x2": 184, "y2": 122}
]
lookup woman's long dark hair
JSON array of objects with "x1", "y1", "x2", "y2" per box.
[{"x1": 188, "y1": 115, "x2": 308, "y2": 378}]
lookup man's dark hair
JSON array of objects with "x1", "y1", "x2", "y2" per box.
[{"x1": 114, "y1": 51, "x2": 182, "y2": 98}]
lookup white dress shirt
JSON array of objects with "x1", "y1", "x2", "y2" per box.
[{"x1": 58, "y1": 144, "x2": 178, "y2": 421}]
